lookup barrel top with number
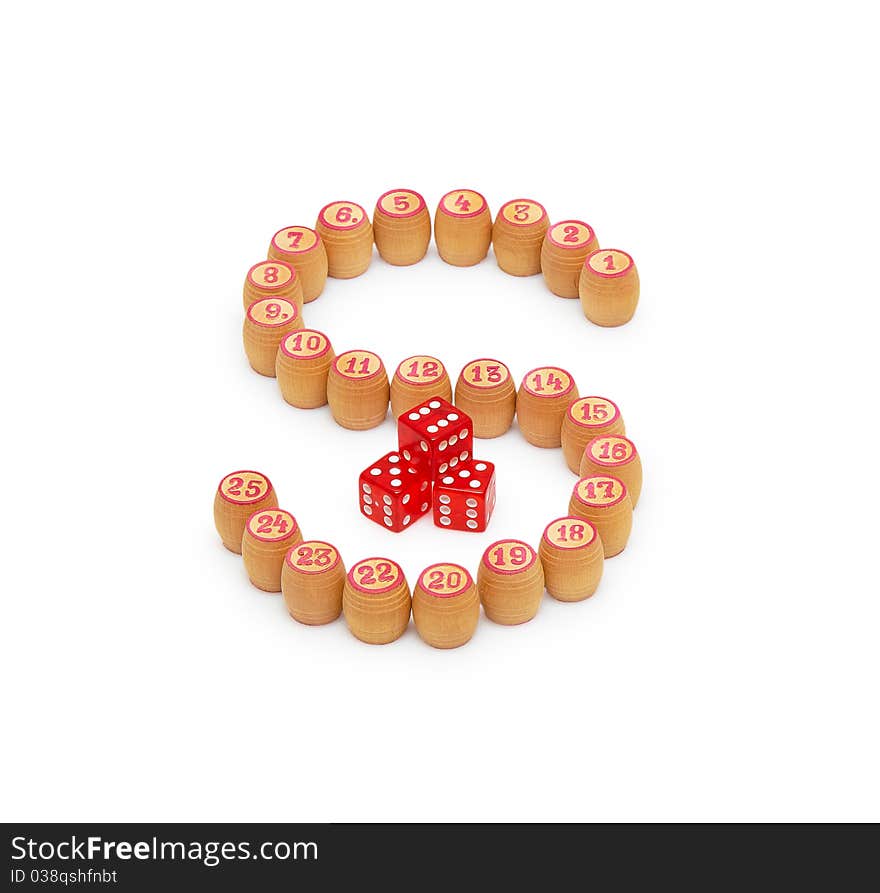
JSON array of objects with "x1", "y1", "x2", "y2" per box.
[
  {"x1": 271, "y1": 225, "x2": 321, "y2": 255},
  {"x1": 245, "y1": 508, "x2": 299, "y2": 542},
  {"x1": 395, "y1": 355, "x2": 446, "y2": 385},
  {"x1": 585, "y1": 434, "x2": 636, "y2": 467},
  {"x1": 542, "y1": 516, "x2": 599, "y2": 550},
  {"x1": 318, "y1": 200, "x2": 369, "y2": 231},
  {"x1": 280, "y1": 328, "x2": 331, "y2": 360},
  {"x1": 566, "y1": 396, "x2": 621, "y2": 429},
  {"x1": 499, "y1": 198, "x2": 547, "y2": 227},
  {"x1": 246, "y1": 298, "x2": 298, "y2": 327},
  {"x1": 573, "y1": 475, "x2": 628, "y2": 509},
  {"x1": 285, "y1": 540, "x2": 341, "y2": 574},
  {"x1": 247, "y1": 259, "x2": 295, "y2": 289},
  {"x1": 333, "y1": 349, "x2": 384, "y2": 381},
  {"x1": 481, "y1": 539, "x2": 538, "y2": 574},
  {"x1": 521, "y1": 366, "x2": 575, "y2": 398},
  {"x1": 438, "y1": 189, "x2": 488, "y2": 219},
  {"x1": 546, "y1": 220, "x2": 596, "y2": 249},
  {"x1": 418, "y1": 563, "x2": 473, "y2": 598},
  {"x1": 217, "y1": 470, "x2": 272, "y2": 505},
  {"x1": 376, "y1": 188, "x2": 427, "y2": 219},
  {"x1": 460, "y1": 358, "x2": 511, "y2": 389},
  {"x1": 347, "y1": 557, "x2": 404, "y2": 594},
  {"x1": 585, "y1": 248, "x2": 634, "y2": 279}
]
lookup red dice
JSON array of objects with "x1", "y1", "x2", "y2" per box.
[
  {"x1": 432, "y1": 459, "x2": 497, "y2": 531},
  {"x1": 359, "y1": 451, "x2": 432, "y2": 532},
  {"x1": 397, "y1": 396, "x2": 473, "y2": 479}
]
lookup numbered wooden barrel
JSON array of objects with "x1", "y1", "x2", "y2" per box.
[
  {"x1": 275, "y1": 328, "x2": 334, "y2": 409},
  {"x1": 242, "y1": 298, "x2": 302, "y2": 377},
  {"x1": 412, "y1": 563, "x2": 480, "y2": 649},
  {"x1": 580, "y1": 434, "x2": 642, "y2": 507},
  {"x1": 491, "y1": 198, "x2": 549, "y2": 276},
  {"x1": 213, "y1": 470, "x2": 278, "y2": 553},
  {"x1": 454, "y1": 358, "x2": 516, "y2": 438},
  {"x1": 515, "y1": 366, "x2": 579, "y2": 448},
  {"x1": 326, "y1": 349, "x2": 390, "y2": 430},
  {"x1": 343, "y1": 557, "x2": 411, "y2": 645},
  {"x1": 434, "y1": 189, "x2": 492, "y2": 266},
  {"x1": 315, "y1": 200, "x2": 373, "y2": 279},
  {"x1": 560, "y1": 396, "x2": 626, "y2": 473},
  {"x1": 579, "y1": 248, "x2": 640, "y2": 326},
  {"x1": 568, "y1": 476, "x2": 632, "y2": 558},
  {"x1": 390, "y1": 355, "x2": 452, "y2": 418},
  {"x1": 241, "y1": 508, "x2": 303, "y2": 592},
  {"x1": 541, "y1": 220, "x2": 599, "y2": 298},
  {"x1": 267, "y1": 225, "x2": 328, "y2": 303},
  {"x1": 477, "y1": 539, "x2": 544, "y2": 625},
  {"x1": 242, "y1": 259, "x2": 303, "y2": 312},
  {"x1": 281, "y1": 540, "x2": 346, "y2": 625},
  {"x1": 539, "y1": 517, "x2": 604, "y2": 602},
  {"x1": 373, "y1": 189, "x2": 431, "y2": 266}
]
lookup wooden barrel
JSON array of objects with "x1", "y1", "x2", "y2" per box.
[
  {"x1": 326, "y1": 349, "x2": 390, "y2": 430},
  {"x1": 580, "y1": 434, "x2": 642, "y2": 507},
  {"x1": 343, "y1": 557, "x2": 411, "y2": 645},
  {"x1": 213, "y1": 470, "x2": 277, "y2": 553},
  {"x1": 560, "y1": 396, "x2": 625, "y2": 473},
  {"x1": 491, "y1": 198, "x2": 549, "y2": 276},
  {"x1": 315, "y1": 200, "x2": 373, "y2": 279},
  {"x1": 373, "y1": 188, "x2": 431, "y2": 266},
  {"x1": 477, "y1": 539, "x2": 544, "y2": 625},
  {"x1": 568, "y1": 476, "x2": 633, "y2": 558},
  {"x1": 453, "y1": 358, "x2": 516, "y2": 438},
  {"x1": 267, "y1": 225, "x2": 328, "y2": 302},
  {"x1": 275, "y1": 328, "x2": 334, "y2": 409},
  {"x1": 412, "y1": 563, "x2": 480, "y2": 649},
  {"x1": 390, "y1": 354, "x2": 452, "y2": 418},
  {"x1": 434, "y1": 189, "x2": 492, "y2": 266},
  {"x1": 579, "y1": 248, "x2": 640, "y2": 326},
  {"x1": 515, "y1": 366, "x2": 579, "y2": 447},
  {"x1": 281, "y1": 540, "x2": 345, "y2": 625},
  {"x1": 539, "y1": 516, "x2": 604, "y2": 602},
  {"x1": 541, "y1": 220, "x2": 598, "y2": 298}
]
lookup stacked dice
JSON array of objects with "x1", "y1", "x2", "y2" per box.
[{"x1": 358, "y1": 397, "x2": 496, "y2": 533}]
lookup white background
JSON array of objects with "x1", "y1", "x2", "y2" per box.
[{"x1": 2, "y1": 1, "x2": 878, "y2": 822}]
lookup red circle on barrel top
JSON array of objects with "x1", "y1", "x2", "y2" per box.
[
  {"x1": 245, "y1": 508, "x2": 299, "y2": 543},
  {"x1": 586, "y1": 434, "x2": 636, "y2": 468},
  {"x1": 481, "y1": 540, "x2": 538, "y2": 575},
  {"x1": 333, "y1": 349, "x2": 385, "y2": 381},
  {"x1": 418, "y1": 563, "x2": 473, "y2": 598},
  {"x1": 542, "y1": 516, "x2": 598, "y2": 550},
  {"x1": 318, "y1": 201, "x2": 369, "y2": 232},
  {"x1": 460, "y1": 357, "x2": 511, "y2": 388},
  {"x1": 347, "y1": 557, "x2": 405, "y2": 595},
  {"x1": 437, "y1": 189, "x2": 488, "y2": 219},
  {"x1": 546, "y1": 220, "x2": 596, "y2": 249},
  {"x1": 394, "y1": 355, "x2": 446, "y2": 385},
  {"x1": 585, "y1": 247, "x2": 635, "y2": 279},
  {"x1": 499, "y1": 198, "x2": 548, "y2": 227},
  {"x1": 271, "y1": 225, "x2": 321, "y2": 255},
  {"x1": 247, "y1": 259, "x2": 297, "y2": 287},
  {"x1": 573, "y1": 475, "x2": 628, "y2": 509},
  {"x1": 567, "y1": 396, "x2": 621, "y2": 428},
  {"x1": 279, "y1": 328, "x2": 332, "y2": 361},
  {"x1": 285, "y1": 540, "x2": 341, "y2": 573},
  {"x1": 376, "y1": 188, "x2": 427, "y2": 220},
  {"x1": 521, "y1": 366, "x2": 575, "y2": 399},
  {"x1": 246, "y1": 298, "x2": 298, "y2": 328},
  {"x1": 217, "y1": 470, "x2": 273, "y2": 506}
]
